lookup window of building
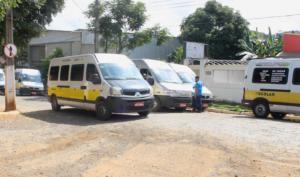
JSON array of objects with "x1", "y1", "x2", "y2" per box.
[
  {"x1": 293, "y1": 68, "x2": 300, "y2": 85},
  {"x1": 252, "y1": 68, "x2": 289, "y2": 84},
  {"x1": 49, "y1": 66, "x2": 59, "y2": 81},
  {"x1": 71, "y1": 64, "x2": 84, "y2": 81},
  {"x1": 60, "y1": 65, "x2": 70, "y2": 81},
  {"x1": 86, "y1": 64, "x2": 99, "y2": 81}
]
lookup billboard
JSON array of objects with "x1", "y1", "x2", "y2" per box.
[{"x1": 183, "y1": 42, "x2": 205, "y2": 59}]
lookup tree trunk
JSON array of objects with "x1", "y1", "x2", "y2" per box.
[
  {"x1": 117, "y1": 34, "x2": 122, "y2": 54},
  {"x1": 105, "y1": 35, "x2": 108, "y2": 53}
]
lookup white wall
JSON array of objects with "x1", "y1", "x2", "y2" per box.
[{"x1": 186, "y1": 59, "x2": 248, "y2": 102}]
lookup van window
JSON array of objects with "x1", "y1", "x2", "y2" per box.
[
  {"x1": 60, "y1": 65, "x2": 70, "y2": 81},
  {"x1": 293, "y1": 68, "x2": 300, "y2": 85},
  {"x1": 0, "y1": 73, "x2": 4, "y2": 81},
  {"x1": 50, "y1": 66, "x2": 59, "y2": 81},
  {"x1": 15, "y1": 72, "x2": 20, "y2": 80},
  {"x1": 86, "y1": 64, "x2": 99, "y2": 81},
  {"x1": 252, "y1": 68, "x2": 289, "y2": 84},
  {"x1": 71, "y1": 64, "x2": 84, "y2": 81}
]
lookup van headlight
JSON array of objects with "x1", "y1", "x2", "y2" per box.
[
  {"x1": 188, "y1": 91, "x2": 193, "y2": 96},
  {"x1": 108, "y1": 86, "x2": 123, "y2": 97},
  {"x1": 164, "y1": 90, "x2": 176, "y2": 94}
]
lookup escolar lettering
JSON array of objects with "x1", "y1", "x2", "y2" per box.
[{"x1": 256, "y1": 92, "x2": 275, "y2": 96}]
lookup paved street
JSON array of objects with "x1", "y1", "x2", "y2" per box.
[{"x1": 1, "y1": 95, "x2": 300, "y2": 176}]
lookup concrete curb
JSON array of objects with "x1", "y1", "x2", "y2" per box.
[
  {"x1": 206, "y1": 108, "x2": 300, "y2": 119},
  {"x1": 0, "y1": 110, "x2": 20, "y2": 118}
]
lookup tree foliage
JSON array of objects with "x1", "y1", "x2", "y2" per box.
[
  {"x1": 85, "y1": 0, "x2": 171, "y2": 54},
  {"x1": 0, "y1": 0, "x2": 65, "y2": 48},
  {"x1": 41, "y1": 48, "x2": 64, "y2": 79},
  {"x1": 179, "y1": 0, "x2": 249, "y2": 60},
  {"x1": 167, "y1": 46, "x2": 183, "y2": 63},
  {"x1": 0, "y1": 0, "x2": 20, "y2": 21},
  {"x1": 236, "y1": 27, "x2": 283, "y2": 60}
]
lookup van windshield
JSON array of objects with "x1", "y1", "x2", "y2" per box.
[
  {"x1": 0, "y1": 74, "x2": 4, "y2": 81},
  {"x1": 177, "y1": 72, "x2": 196, "y2": 85},
  {"x1": 152, "y1": 68, "x2": 182, "y2": 84},
  {"x1": 22, "y1": 74, "x2": 42, "y2": 83},
  {"x1": 99, "y1": 63, "x2": 143, "y2": 80}
]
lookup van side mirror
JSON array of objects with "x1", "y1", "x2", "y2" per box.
[
  {"x1": 92, "y1": 74, "x2": 101, "y2": 85},
  {"x1": 147, "y1": 78, "x2": 154, "y2": 85}
]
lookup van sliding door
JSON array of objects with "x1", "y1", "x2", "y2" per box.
[{"x1": 288, "y1": 62, "x2": 300, "y2": 113}]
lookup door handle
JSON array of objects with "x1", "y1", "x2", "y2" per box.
[{"x1": 81, "y1": 86, "x2": 87, "y2": 89}]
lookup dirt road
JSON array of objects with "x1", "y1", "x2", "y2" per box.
[{"x1": 0, "y1": 96, "x2": 300, "y2": 176}]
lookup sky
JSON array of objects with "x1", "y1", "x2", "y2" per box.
[{"x1": 47, "y1": 0, "x2": 300, "y2": 36}]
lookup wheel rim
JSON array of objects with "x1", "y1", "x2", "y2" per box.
[
  {"x1": 98, "y1": 105, "x2": 106, "y2": 116},
  {"x1": 255, "y1": 104, "x2": 266, "y2": 116}
]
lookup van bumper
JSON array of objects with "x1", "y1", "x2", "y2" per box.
[
  {"x1": 106, "y1": 96, "x2": 154, "y2": 113},
  {"x1": 241, "y1": 99, "x2": 252, "y2": 109},
  {"x1": 158, "y1": 95, "x2": 192, "y2": 107},
  {"x1": 192, "y1": 97, "x2": 213, "y2": 108},
  {"x1": 20, "y1": 87, "x2": 45, "y2": 95}
]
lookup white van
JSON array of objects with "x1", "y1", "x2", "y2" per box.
[
  {"x1": 169, "y1": 63, "x2": 213, "y2": 109},
  {"x1": 242, "y1": 59, "x2": 300, "y2": 119},
  {"x1": 47, "y1": 54, "x2": 154, "y2": 120},
  {"x1": 15, "y1": 69, "x2": 45, "y2": 96},
  {"x1": 0, "y1": 69, "x2": 5, "y2": 94},
  {"x1": 133, "y1": 59, "x2": 193, "y2": 111}
]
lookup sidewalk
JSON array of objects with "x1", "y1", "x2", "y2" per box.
[{"x1": 0, "y1": 107, "x2": 20, "y2": 118}]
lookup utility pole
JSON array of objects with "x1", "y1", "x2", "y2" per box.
[
  {"x1": 94, "y1": 0, "x2": 100, "y2": 53},
  {"x1": 4, "y1": 7, "x2": 16, "y2": 111}
]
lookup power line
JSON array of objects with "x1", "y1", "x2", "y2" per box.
[
  {"x1": 147, "y1": 0, "x2": 204, "y2": 9},
  {"x1": 72, "y1": 0, "x2": 84, "y2": 12}
]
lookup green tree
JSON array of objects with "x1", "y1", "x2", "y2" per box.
[
  {"x1": 0, "y1": 0, "x2": 20, "y2": 21},
  {"x1": 0, "y1": 0, "x2": 65, "y2": 48},
  {"x1": 236, "y1": 27, "x2": 283, "y2": 60},
  {"x1": 167, "y1": 46, "x2": 183, "y2": 63},
  {"x1": 85, "y1": 0, "x2": 171, "y2": 54},
  {"x1": 41, "y1": 48, "x2": 64, "y2": 79},
  {"x1": 179, "y1": 0, "x2": 249, "y2": 59}
]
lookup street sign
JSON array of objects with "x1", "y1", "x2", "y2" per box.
[{"x1": 3, "y1": 43, "x2": 17, "y2": 58}]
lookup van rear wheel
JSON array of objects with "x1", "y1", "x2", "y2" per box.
[
  {"x1": 271, "y1": 112, "x2": 286, "y2": 119},
  {"x1": 152, "y1": 97, "x2": 161, "y2": 112},
  {"x1": 252, "y1": 101, "x2": 269, "y2": 118},
  {"x1": 96, "y1": 101, "x2": 111, "y2": 121},
  {"x1": 51, "y1": 96, "x2": 61, "y2": 111}
]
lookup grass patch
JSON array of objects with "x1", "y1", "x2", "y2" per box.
[{"x1": 209, "y1": 99, "x2": 252, "y2": 113}]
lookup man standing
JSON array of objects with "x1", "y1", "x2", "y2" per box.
[{"x1": 193, "y1": 76, "x2": 203, "y2": 112}]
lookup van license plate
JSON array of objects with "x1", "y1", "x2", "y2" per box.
[
  {"x1": 203, "y1": 103, "x2": 209, "y2": 107},
  {"x1": 134, "y1": 102, "x2": 144, "y2": 107},
  {"x1": 31, "y1": 92, "x2": 37, "y2": 94},
  {"x1": 180, "y1": 103, "x2": 187, "y2": 107}
]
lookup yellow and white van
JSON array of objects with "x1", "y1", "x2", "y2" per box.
[
  {"x1": 47, "y1": 54, "x2": 154, "y2": 120},
  {"x1": 242, "y1": 59, "x2": 300, "y2": 119},
  {"x1": 15, "y1": 69, "x2": 45, "y2": 96}
]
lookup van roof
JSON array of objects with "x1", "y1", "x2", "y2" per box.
[{"x1": 169, "y1": 63, "x2": 195, "y2": 74}]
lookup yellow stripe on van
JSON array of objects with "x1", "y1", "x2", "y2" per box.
[
  {"x1": 48, "y1": 87, "x2": 101, "y2": 101},
  {"x1": 245, "y1": 90, "x2": 289, "y2": 103}
]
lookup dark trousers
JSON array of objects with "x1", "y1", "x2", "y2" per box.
[{"x1": 193, "y1": 95, "x2": 202, "y2": 111}]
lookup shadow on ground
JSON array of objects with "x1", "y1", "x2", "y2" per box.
[{"x1": 21, "y1": 108, "x2": 148, "y2": 126}]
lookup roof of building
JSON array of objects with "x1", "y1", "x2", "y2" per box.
[{"x1": 205, "y1": 60, "x2": 249, "y2": 65}]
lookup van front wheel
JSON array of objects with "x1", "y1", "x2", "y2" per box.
[
  {"x1": 51, "y1": 96, "x2": 61, "y2": 111},
  {"x1": 152, "y1": 97, "x2": 161, "y2": 112},
  {"x1": 271, "y1": 112, "x2": 286, "y2": 119},
  {"x1": 96, "y1": 101, "x2": 111, "y2": 121},
  {"x1": 252, "y1": 101, "x2": 269, "y2": 118}
]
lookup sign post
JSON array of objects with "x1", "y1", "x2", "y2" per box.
[{"x1": 4, "y1": 7, "x2": 16, "y2": 111}]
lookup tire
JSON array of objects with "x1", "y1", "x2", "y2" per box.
[
  {"x1": 96, "y1": 101, "x2": 111, "y2": 121},
  {"x1": 138, "y1": 111, "x2": 150, "y2": 117},
  {"x1": 271, "y1": 112, "x2": 286, "y2": 119},
  {"x1": 252, "y1": 101, "x2": 270, "y2": 118},
  {"x1": 152, "y1": 96, "x2": 161, "y2": 112},
  {"x1": 175, "y1": 107, "x2": 187, "y2": 112},
  {"x1": 51, "y1": 95, "x2": 61, "y2": 111}
]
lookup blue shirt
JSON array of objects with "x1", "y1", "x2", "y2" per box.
[{"x1": 195, "y1": 81, "x2": 203, "y2": 96}]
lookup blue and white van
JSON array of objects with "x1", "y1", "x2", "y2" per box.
[
  {"x1": 15, "y1": 69, "x2": 45, "y2": 96},
  {"x1": 0, "y1": 69, "x2": 5, "y2": 94}
]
